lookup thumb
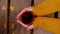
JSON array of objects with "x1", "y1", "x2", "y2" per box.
[{"x1": 27, "y1": 25, "x2": 33, "y2": 30}]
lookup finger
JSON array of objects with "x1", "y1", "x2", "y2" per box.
[{"x1": 27, "y1": 25, "x2": 33, "y2": 30}]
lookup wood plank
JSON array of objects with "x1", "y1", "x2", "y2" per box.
[
  {"x1": 0, "y1": 0, "x2": 7, "y2": 34},
  {"x1": 10, "y1": 0, "x2": 31, "y2": 34}
]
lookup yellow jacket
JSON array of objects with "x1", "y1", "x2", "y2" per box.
[
  {"x1": 33, "y1": 17, "x2": 60, "y2": 34},
  {"x1": 32, "y1": 0, "x2": 60, "y2": 16},
  {"x1": 32, "y1": 0, "x2": 60, "y2": 34}
]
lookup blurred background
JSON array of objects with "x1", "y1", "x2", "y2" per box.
[{"x1": 0, "y1": 0, "x2": 60, "y2": 34}]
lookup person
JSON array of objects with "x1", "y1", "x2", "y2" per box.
[
  {"x1": 17, "y1": 0, "x2": 60, "y2": 34},
  {"x1": 27, "y1": 0, "x2": 60, "y2": 34}
]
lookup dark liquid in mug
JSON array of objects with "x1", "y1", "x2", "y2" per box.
[{"x1": 22, "y1": 11, "x2": 33, "y2": 24}]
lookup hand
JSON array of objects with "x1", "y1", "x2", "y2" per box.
[{"x1": 27, "y1": 25, "x2": 33, "y2": 30}]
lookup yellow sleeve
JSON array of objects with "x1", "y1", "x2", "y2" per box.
[
  {"x1": 33, "y1": 17, "x2": 60, "y2": 34},
  {"x1": 32, "y1": 0, "x2": 60, "y2": 16}
]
